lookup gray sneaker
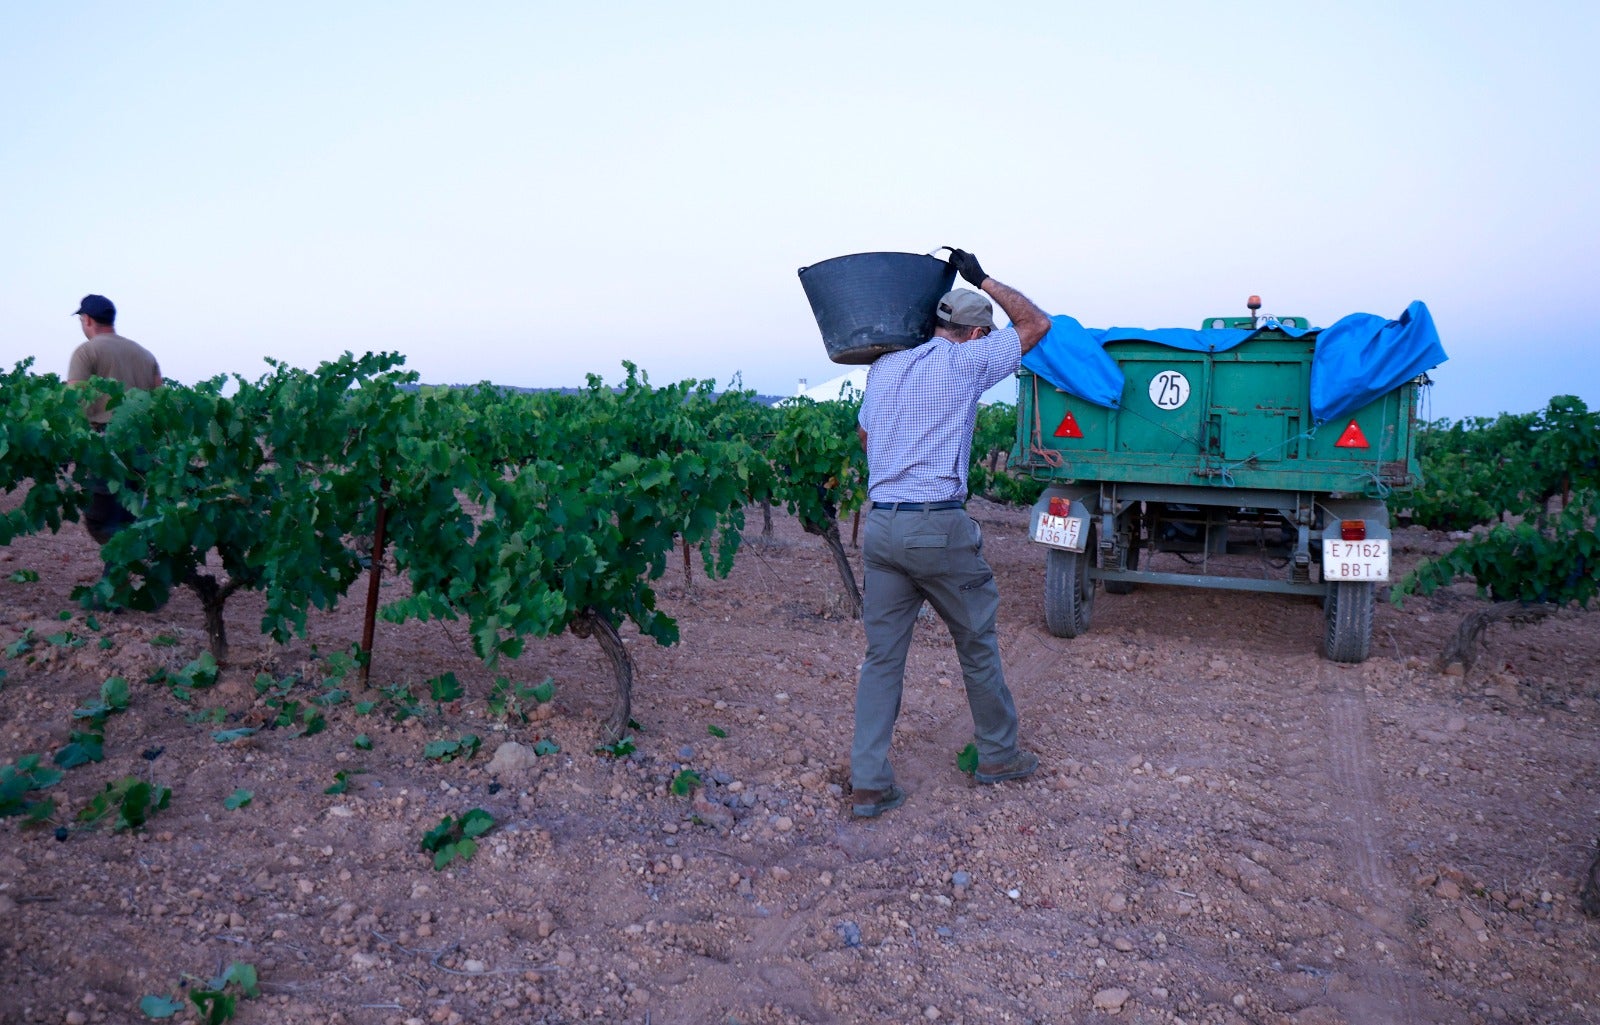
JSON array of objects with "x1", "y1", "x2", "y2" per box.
[{"x1": 975, "y1": 750, "x2": 1039, "y2": 784}]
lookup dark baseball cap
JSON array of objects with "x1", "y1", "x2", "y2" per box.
[{"x1": 73, "y1": 294, "x2": 116, "y2": 322}]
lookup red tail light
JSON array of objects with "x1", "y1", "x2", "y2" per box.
[
  {"x1": 1048, "y1": 497, "x2": 1070, "y2": 518},
  {"x1": 1341, "y1": 520, "x2": 1367, "y2": 541}
]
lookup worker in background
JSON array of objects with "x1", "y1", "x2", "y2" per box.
[
  {"x1": 849, "y1": 249, "x2": 1052, "y2": 818},
  {"x1": 66, "y1": 294, "x2": 161, "y2": 545}
]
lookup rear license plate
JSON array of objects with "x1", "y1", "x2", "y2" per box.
[
  {"x1": 1322, "y1": 538, "x2": 1389, "y2": 581},
  {"x1": 1034, "y1": 513, "x2": 1087, "y2": 552}
]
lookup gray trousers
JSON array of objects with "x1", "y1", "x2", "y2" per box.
[{"x1": 851, "y1": 506, "x2": 1021, "y2": 791}]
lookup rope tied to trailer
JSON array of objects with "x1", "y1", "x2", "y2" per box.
[
  {"x1": 1363, "y1": 401, "x2": 1393, "y2": 499},
  {"x1": 1211, "y1": 426, "x2": 1322, "y2": 487},
  {"x1": 1028, "y1": 377, "x2": 1064, "y2": 468}
]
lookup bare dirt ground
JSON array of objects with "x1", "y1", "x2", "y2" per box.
[{"x1": 2, "y1": 495, "x2": 1597, "y2": 1025}]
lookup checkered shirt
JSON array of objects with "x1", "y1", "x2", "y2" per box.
[{"x1": 858, "y1": 327, "x2": 1022, "y2": 502}]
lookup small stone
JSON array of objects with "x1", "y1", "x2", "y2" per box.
[
  {"x1": 1436, "y1": 880, "x2": 1462, "y2": 900},
  {"x1": 678, "y1": 746, "x2": 696, "y2": 760},
  {"x1": 923, "y1": 1006, "x2": 940, "y2": 1020},
  {"x1": 1112, "y1": 937, "x2": 1134, "y2": 952},
  {"x1": 836, "y1": 921, "x2": 862, "y2": 948},
  {"x1": 951, "y1": 871, "x2": 972, "y2": 888},
  {"x1": 660, "y1": 822, "x2": 679, "y2": 834},
  {"x1": 1104, "y1": 893, "x2": 1128, "y2": 913},
  {"x1": 774, "y1": 815, "x2": 794, "y2": 833},
  {"x1": 66, "y1": 1012, "x2": 88, "y2": 1025},
  {"x1": 463, "y1": 959, "x2": 487, "y2": 974},
  {"x1": 770, "y1": 866, "x2": 791, "y2": 882},
  {"x1": 487, "y1": 742, "x2": 540, "y2": 775},
  {"x1": 1233, "y1": 994, "x2": 1248, "y2": 1008},
  {"x1": 690, "y1": 794, "x2": 735, "y2": 833},
  {"x1": 1446, "y1": 716, "x2": 1467, "y2": 732},
  {"x1": 1092, "y1": 988, "x2": 1131, "y2": 1012}
]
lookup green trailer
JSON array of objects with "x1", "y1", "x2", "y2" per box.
[{"x1": 1013, "y1": 308, "x2": 1423, "y2": 662}]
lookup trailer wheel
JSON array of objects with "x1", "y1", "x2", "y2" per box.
[
  {"x1": 1105, "y1": 542, "x2": 1139, "y2": 595},
  {"x1": 1323, "y1": 581, "x2": 1374, "y2": 663},
  {"x1": 1044, "y1": 527, "x2": 1096, "y2": 638}
]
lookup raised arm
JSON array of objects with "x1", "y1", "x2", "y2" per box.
[
  {"x1": 948, "y1": 249, "x2": 1052, "y2": 354},
  {"x1": 981, "y1": 277, "x2": 1050, "y2": 354}
]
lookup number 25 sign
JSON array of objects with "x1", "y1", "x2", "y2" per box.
[{"x1": 1148, "y1": 371, "x2": 1191, "y2": 410}]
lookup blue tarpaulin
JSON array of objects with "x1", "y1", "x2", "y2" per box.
[{"x1": 1020, "y1": 301, "x2": 1447, "y2": 425}]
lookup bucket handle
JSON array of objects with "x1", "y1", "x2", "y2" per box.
[{"x1": 929, "y1": 245, "x2": 954, "y2": 261}]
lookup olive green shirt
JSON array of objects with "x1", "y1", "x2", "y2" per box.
[{"x1": 67, "y1": 332, "x2": 162, "y2": 426}]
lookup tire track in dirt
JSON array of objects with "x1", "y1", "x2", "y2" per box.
[
  {"x1": 1312, "y1": 663, "x2": 1430, "y2": 1025},
  {"x1": 1242, "y1": 630, "x2": 1431, "y2": 1025}
]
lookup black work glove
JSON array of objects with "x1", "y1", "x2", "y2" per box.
[{"x1": 948, "y1": 248, "x2": 989, "y2": 288}]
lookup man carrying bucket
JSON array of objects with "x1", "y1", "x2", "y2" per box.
[{"x1": 850, "y1": 249, "x2": 1052, "y2": 818}]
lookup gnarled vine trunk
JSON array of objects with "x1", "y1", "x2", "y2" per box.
[
  {"x1": 186, "y1": 574, "x2": 240, "y2": 663},
  {"x1": 1440, "y1": 601, "x2": 1559, "y2": 673},
  {"x1": 1582, "y1": 840, "x2": 1600, "y2": 919},
  {"x1": 572, "y1": 607, "x2": 633, "y2": 743},
  {"x1": 359, "y1": 489, "x2": 390, "y2": 688},
  {"x1": 802, "y1": 515, "x2": 861, "y2": 618}
]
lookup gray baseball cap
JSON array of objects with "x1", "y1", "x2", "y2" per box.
[{"x1": 935, "y1": 288, "x2": 995, "y2": 329}]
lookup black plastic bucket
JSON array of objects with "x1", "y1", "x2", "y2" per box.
[{"x1": 798, "y1": 251, "x2": 957, "y2": 365}]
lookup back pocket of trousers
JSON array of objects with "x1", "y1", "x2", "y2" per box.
[{"x1": 904, "y1": 532, "x2": 949, "y2": 575}]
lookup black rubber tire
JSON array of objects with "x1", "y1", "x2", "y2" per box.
[
  {"x1": 1104, "y1": 541, "x2": 1139, "y2": 595},
  {"x1": 1324, "y1": 581, "x2": 1374, "y2": 663},
  {"x1": 1044, "y1": 526, "x2": 1096, "y2": 638}
]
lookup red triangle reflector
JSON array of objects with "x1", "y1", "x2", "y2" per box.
[
  {"x1": 1335, "y1": 420, "x2": 1370, "y2": 449},
  {"x1": 1054, "y1": 410, "x2": 1084, "y2": 439}
]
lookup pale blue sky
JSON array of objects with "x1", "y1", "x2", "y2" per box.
[{"x1": 3, "y1": 2, "x2": 1595, "y2": 420}]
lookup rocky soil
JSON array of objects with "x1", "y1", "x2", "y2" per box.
[{"x1": 1, "y1": 496, "x2": 1597, "y2": 1025}]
